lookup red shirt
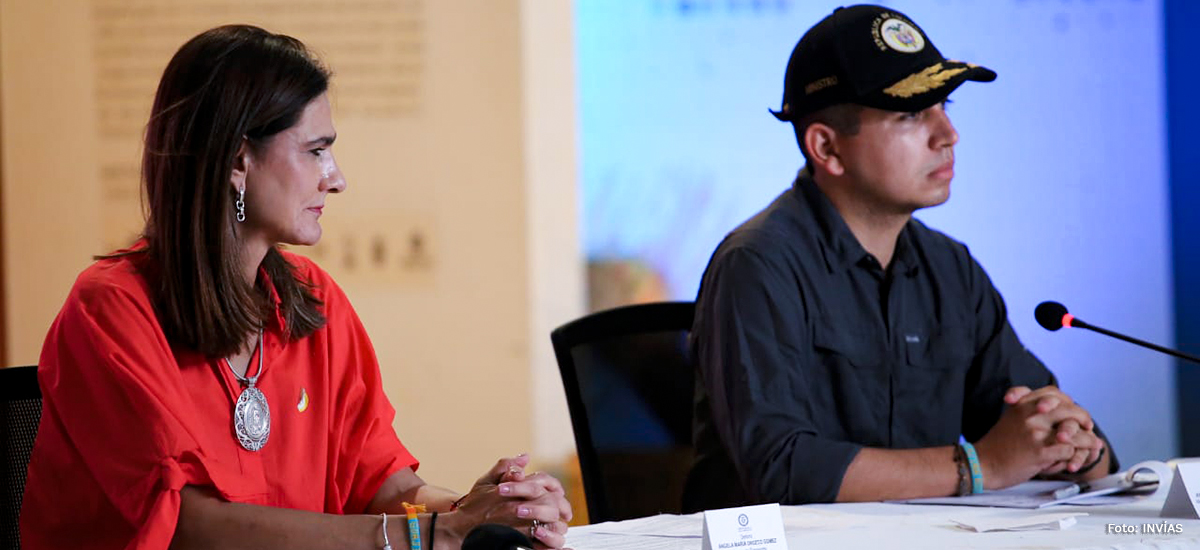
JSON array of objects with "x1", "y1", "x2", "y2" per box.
[{"x1": 20, "y1": 250, "x2": 418, "y2": 549}]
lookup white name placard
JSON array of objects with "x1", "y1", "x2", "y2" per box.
[
  {"x1": 1162, "y1": 461, "x2": 1200, "y2": 519},
  {"x1": 701, "y1": 503, "x2": 788, "y2": 550}
]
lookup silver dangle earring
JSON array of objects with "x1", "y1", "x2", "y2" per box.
[{"x1": 236, "y1": 187, "x2": 246, "y2": 223}]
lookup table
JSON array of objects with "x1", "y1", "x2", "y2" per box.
[{"x1": 566, "y1": 496, "x2": 1200, "y2": 549}]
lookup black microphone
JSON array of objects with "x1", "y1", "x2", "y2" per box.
[
  {"x1": 1035, "y1": 300, "x2": 1200, "y2": 364},
  {"x1": 462, "y1": 524, "x2": 535, "y2": 550}
]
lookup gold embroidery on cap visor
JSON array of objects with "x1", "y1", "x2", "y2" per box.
[{"x1": 882, "y1": 62, "x2": 968, "y2": 98}]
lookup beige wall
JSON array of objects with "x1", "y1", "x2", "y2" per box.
[
  {"x1": 1, "y1": 1, "x2": 104, "y2": 364},
  {"x1": 1, "y1": 0, "x2": 581, "y2": 491},
  {"x1": 521, "y1": 0, "x2": 584, "y2": 467}
]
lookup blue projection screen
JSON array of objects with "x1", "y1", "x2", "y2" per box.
[{"x1": 578, "y1": 0, "x2": 1173, "y2": 466}]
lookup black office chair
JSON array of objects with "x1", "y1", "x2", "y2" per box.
[
  {"x1": 551, "y1": 301, "x2": 695, "y2": 524},
  {"x1": 1, "y1": 366, "x2": 41, "y2": 550}
]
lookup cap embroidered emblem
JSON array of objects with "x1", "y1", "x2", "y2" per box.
[
  {"x1": 883, "y1": 63, "x2": 967, "y2": 98},
  {"x1": 297, "y1": 387, "x2": 310, "y2": 412},
  {"x1": 880, "y1": 18, "x2": 925, "y2": 53}
]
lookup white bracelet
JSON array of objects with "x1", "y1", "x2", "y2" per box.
[{"x1": 381, "y1": 513, "x2": 393, "y2": 550}]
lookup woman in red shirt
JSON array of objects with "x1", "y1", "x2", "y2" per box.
[{"x1": 21, "y1": 24, "x2": 570, "y2": 550}]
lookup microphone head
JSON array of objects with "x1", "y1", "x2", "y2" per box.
[
  {"x1": 1035, "y1": 301, "x2": 1071, "y2": 331},
  {"x1": 462, "y1": 524, "x2": 535, "y2": 550}
]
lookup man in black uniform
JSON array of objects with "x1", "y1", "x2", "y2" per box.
[{"x1": 684, "y1": 4, "x2": 1116, "y2": 510}]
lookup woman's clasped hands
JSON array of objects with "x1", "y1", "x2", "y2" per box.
[{"x1": 441, "y1": 453, "x2": 573, "y2": 549}]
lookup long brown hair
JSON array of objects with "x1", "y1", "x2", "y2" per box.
[{"x1": 136, "y1": 25, "x2": 329, "y2": 357}]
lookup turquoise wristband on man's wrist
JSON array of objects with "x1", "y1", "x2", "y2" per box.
[{"x1": 959, "y1": 441, "x2": 984, "y2": 494}]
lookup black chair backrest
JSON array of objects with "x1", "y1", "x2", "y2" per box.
[
  {"x1": 1, "y1": 366, "x2": 40, "y2": 550},
  {"x1": 550, "y1": 302, "x2": 695, "y2": 524}
]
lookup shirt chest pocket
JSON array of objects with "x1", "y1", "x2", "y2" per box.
[
  {"x1": 810, "y1": 317, "x2": 888, "y2": 442},
  {"x1": 812, "y1": 318, "x2": 885, "y2": 373},
  {"x1": 898, "y1": 321, "x2": 975, "y2": 441},
  {"x1": 904, "y1": 321, "x2": 974, "y2": 372}
]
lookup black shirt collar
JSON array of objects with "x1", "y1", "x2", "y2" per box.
[{"x1": 791, "y1": 169, "x2": 920, "y2": 277}]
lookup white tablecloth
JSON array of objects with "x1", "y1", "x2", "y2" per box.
[{"x1": 566, "y1": 497, "x2": 1200, "y2": 549}]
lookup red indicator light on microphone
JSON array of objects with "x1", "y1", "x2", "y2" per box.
[{"x1": 1062, "y1": 313, "x2": 1075, "y2": 328}]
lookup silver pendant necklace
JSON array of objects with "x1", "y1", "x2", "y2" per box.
[{"x1": 224, "y1": 329, "x2": 270, "y2": 451}]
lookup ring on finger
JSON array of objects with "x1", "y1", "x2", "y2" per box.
[{"x1": 530, "y1": 518, "x2": 541, "y2": 538}]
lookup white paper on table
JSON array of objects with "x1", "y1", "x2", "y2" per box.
[
  {"x1": 898, "y1": 460, "x2": 1172, "y2": 509},
  {"x1": 581, "y1": 513, "x2": 703, "y2": 538},
  {"x1": 564, "y1": 531, "x2": 699, "y2": 550},
  {"x1": 898, "y1": 481, "x2": 1077, "y2": 508},
  {"x1": 949, "y1": 512, "x2": 1086, "y2": 532}
]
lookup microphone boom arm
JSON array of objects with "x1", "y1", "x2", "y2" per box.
[{"x1": 1070, "y1": 318, "x2": 1200, "y2": 365}]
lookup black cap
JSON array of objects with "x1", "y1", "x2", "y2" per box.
[{"x1": 772, "y1": 4, "x2": 996, "y2": 122}]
